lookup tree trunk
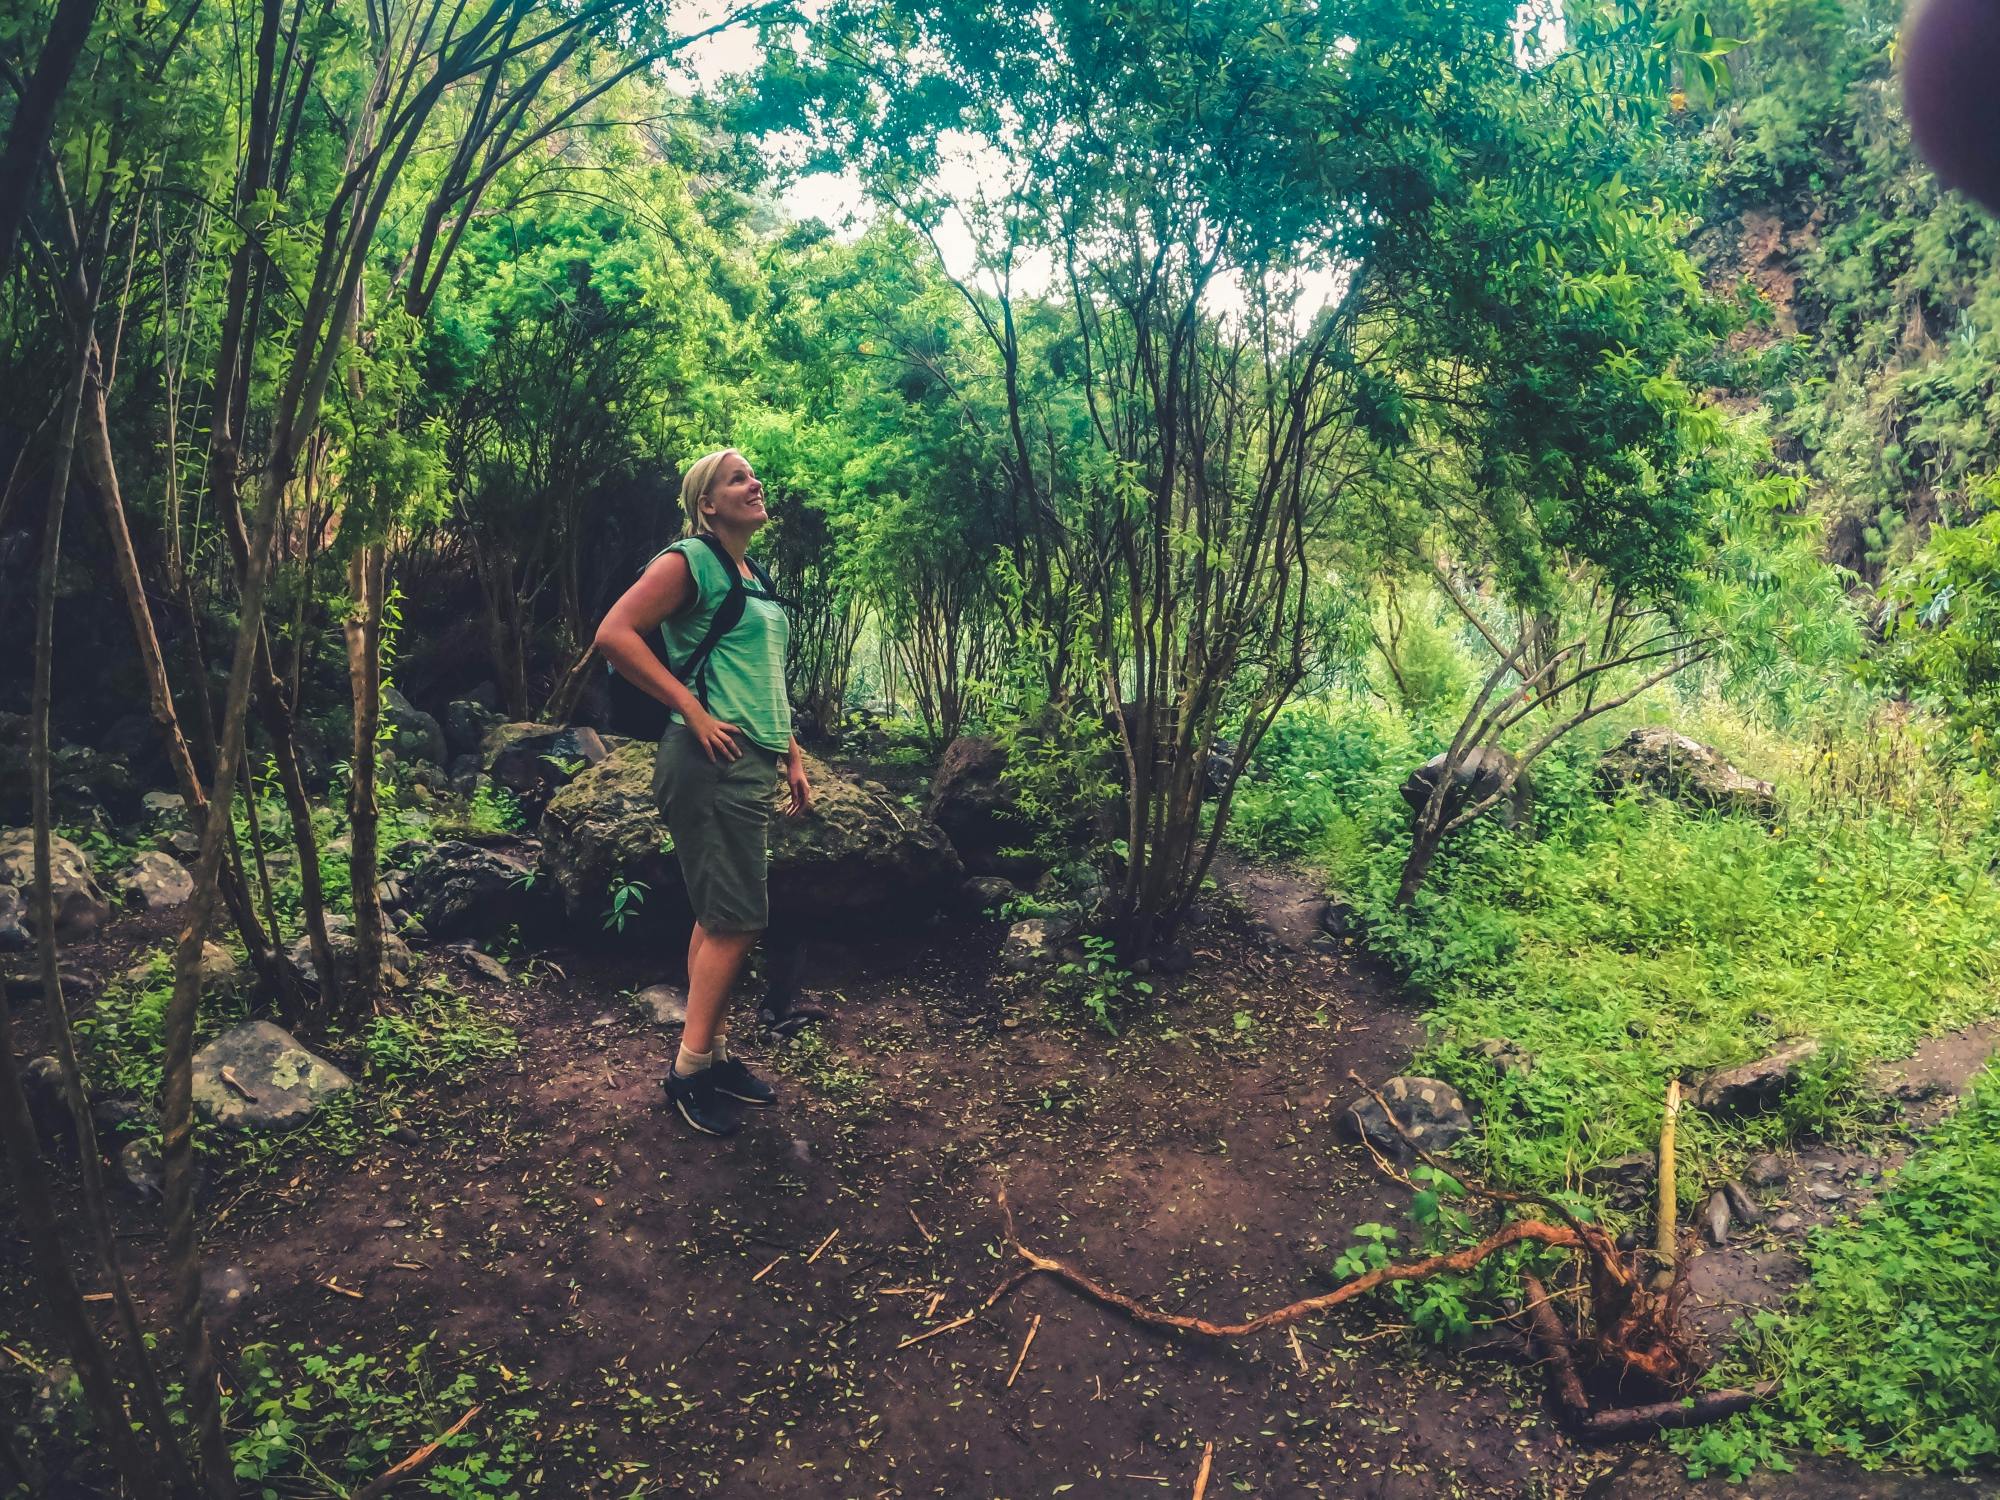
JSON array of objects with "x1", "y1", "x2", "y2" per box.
[
  {"x1": 7, "y1": 287, "x2": 180, "y2": 1500},
  {"x1": 0, "y1": 0, "x2": 101, "y2": 285},
  {"x1": 345, "y1": 543, "x2": 388, "y2": 1015}
]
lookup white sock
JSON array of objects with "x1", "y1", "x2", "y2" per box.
[
  {"x1": 674, "y1": 1045, "x2": 712, "y2": 1078},
  {"x1": 712, "y1": 1032, "x2": 729, "y2": 1062}
]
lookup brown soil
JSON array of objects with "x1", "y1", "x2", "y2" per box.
[{"x1": 3, "y1": 866, "x2": 1993, "y2": 1497}]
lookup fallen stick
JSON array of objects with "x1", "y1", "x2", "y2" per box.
[
  {"x1": 909, "y1": 1207, "x2": 936, "y2": 1244},
  {"x1": 1578, "y1": 1381, "x2": 1778, "y2": 1439},
  {"x1": 1192, "y1": 1440, "x2": 1213, "y2": 1500},
  {"x1": 1006, "y1": 1313, "x2": 1041, "y2": 1388},
  {"x1": 322, "y1": 1279, "x2": 363, "y2": 1300},
  {"x1": 896, "y1": 1313, "x2": 973, "y2": 1350},
  {"x1": 350, "y1": 1403, "x2": 481, "y2": 1500},
  {"x1": 752, "y1": 1256, "x2": 785, "y2": 1283},
  {"x1": 987, "y1": 1189, "x2": 1586, "y2": 1338},
  {"x1": 806, "y1": 1229, "x2": 840, "y2": 1265}
]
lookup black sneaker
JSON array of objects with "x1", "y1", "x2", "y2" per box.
[
  {"x1": 661, "y1": 1068, "x2": 739, "y2": 1136},
  {"x1": 709, "y1": 1056, "x2": 776, "y2": 1107}
]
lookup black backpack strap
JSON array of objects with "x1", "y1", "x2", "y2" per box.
[{"x1": 671, "y1": 535, "x2": 747, "y2": 709}]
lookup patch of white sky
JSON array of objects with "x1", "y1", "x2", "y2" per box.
[{"x1": 668, "y1": 0, "x2": 1565, "y2": 326}]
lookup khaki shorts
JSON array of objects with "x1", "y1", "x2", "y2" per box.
[{"x1": 652, "y1": 724, "x2": 783, "y2": 934}]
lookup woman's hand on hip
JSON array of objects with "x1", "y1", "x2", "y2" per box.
[
  {"x1": 785, "y1": 760, "x2": 813, "y2": 817},
  {"x1": 688, "y1": 709, "x2": 743, "y2": 762}
]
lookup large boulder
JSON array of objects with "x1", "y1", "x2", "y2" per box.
[
  {"x1": 539, "y1": 743, "x2": 962, "y2": 933},
  {"x1": 443, "y1": 699, "x2": 503, "y2": 761},
  {"x1": 0, "y1": 829, "x2": 111, "y2": 941},
  {"x1": 1693, "y1": 1039, "x2": 1822, "y2": 1117},
  {"x1": 1597, "y1": 727, "x2": 1779, "y2": 822},
  {"x1": 287, "y1": 915, "x2": 414, "y2": 993},
  {"x1": 120, "y1": 850, "x2": 194, "y2": 910},
  {"x1": 1399, "y1": 746, "x2": 1530, "y2": 829},
  {"x1": 380, "y1": 686, "x2": 447, "y2": 768},
  {"x1": 192, "y1": 1021, "x2": 354, "y2": 1130},
  {"x1": 927, "y1": 736, "x2": 1039, "y2": 875},
  {"x1": 399, "y1": 840, "x2": 541, "y2": 941},
  {"x1": 1341, "y1": 1076, "x2": 1473, "y2": 1162},
  {"x1": 0, "y1": 722, "x2": 139, "y2": 824},
  {"x1": 482, "y1": 721, "x2": 609, "y2": 812}
]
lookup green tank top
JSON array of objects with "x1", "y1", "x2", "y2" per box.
[{"x1": 657, "y1": 537, "x2": 792, "y2": 753}]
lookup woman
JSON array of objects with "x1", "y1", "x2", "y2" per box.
[{"x1": 594, "y1": 448, "x2": 812, "y2": 1137}]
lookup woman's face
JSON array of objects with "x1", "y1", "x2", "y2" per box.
[{"x1": 703, "y1": 452, "x2": 768, "y2": 532}]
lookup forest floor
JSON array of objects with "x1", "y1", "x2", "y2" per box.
[{"x1": 7, "y1": 859, "x2": 1998, "y2": 1497}]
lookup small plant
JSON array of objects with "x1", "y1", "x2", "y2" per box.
[
  {"x1": 1055, "y1": 934, "x2": 1152, "y2": 1034},
  {"x1": 602, "y1": 873, "x2": 648, "y2": 933},
  {"x1": 541, "y1": 752, "x2": 587, "y2": 779}
]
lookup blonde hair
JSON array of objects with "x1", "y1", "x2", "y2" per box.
[{"x1": 678, "y1": 448, "x2": 739, "y2": 537}]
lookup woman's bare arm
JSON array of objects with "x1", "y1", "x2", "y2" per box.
[{"x1": 594, "y1": 551, "x2": 743, "y2": 761}]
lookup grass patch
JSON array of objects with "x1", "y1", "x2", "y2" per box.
[
  {"x1": 1229, "y1": 698, "x2": 2000, "y2": 1197},
  {"x1": 1676, "y1": 1065, "x2": 2000, "y2": 1478}
]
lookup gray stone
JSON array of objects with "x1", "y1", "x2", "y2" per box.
[
  {"x1": 636, "y1": 983, "x2": 687, "y2": 1025},
  {"x1": 1703, "y1": 1189, "x2": 1733, "y2": 1246},
  {"x1": 1597, "y1": 727, "x2": 1779, "y2": 822},
  {"x1": 0, "y1": 883, "x2": 27, "y2": 951},
  {"x1": 192, "y1": 1020, "x2": 355, "y2": 1130},
  {"x1": 1475, "y1": 1037, "x2": 1534, "y2": 1077},
  {"x1": 380, "y1": 685, "x2": 447, "y2": 767},
  {"x1": 443, "y1": 699, "x2": 504, "y2": 761},
  {"x1": 483, "y1": 722, "x2": 609, "y2": 804},
  {"x1": 287, "y1": 916, "x2": 413, "y2": 994},
  {"x1": 1581, "y1": 1151, "x2": 1657, "y2": 1210},
  {"x1": 1806, "y1": 1180, "x2": 1846, "y2": 1203},
  {"x1": 0, "y1": 829, "x2": 110, "y2": 940},
  {"x1": 202, "y1": 1265, "x2": 255, "y2": 1330},
  {"x1": 1001, "y1": 917, "x2": 1071, "y2": 972},
  {"x1": 118, "y1": 1138, "x2": 162, "y2": 1200},
  {"x1": 1341, "y1": 1076, "x2": 1473, "y2": 1161},
  {"x1": 197, "y1": 941, "x2": 246, "y2": 1002},
  {"x1": 1771, "y1": 1211, "x2": 1804, "y2": 1233},
  {"x1": 140, "y1": 790, "x2": 187, "y2": 823},
  {"x1": 447, "y1": 944, "x2": 510, "y2": 985},
  {"x1": 1743, "y1": 1152, "x2": 1787, "y2": 1189},
  {"x1": 958, "y1": 875, "x2": 1019, "y2": 915},
  {"x1": 400, "y1": 840, "x2": 538, "y2": 941},
  {"x1": 1400, "y1": 745, "x2": 1531, "y2": 829},
  {"x1": 120, "y1": 850, "x2": 194, "y2": 910},
  {"x1": 1693, "y1": 1039, "x2": 1823, "y2": 1116},
  {"x1": 1722, "y1": 1180, "x2": 1764, "y2": 1225},
  {"x1": 161, "y1": 829, "x2": 201, "y2": 858}
]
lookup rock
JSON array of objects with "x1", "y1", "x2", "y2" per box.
[
  {"x1": 0, "y1": 884, "x2": 28, "y2": 951},
  {"x1": 192, "y1": 1020, "x2": 355, "y2": 1130},
  {"x1": 400, "y1": 840, "x2": 538, "y2": 941},
  {"x1": 120, "y1": 850, "x2": 194, "y2": 910},
  {"x1": 140, "y1": 790, "x2": 187, "y2": 824},
  {"x1": 1806, "y1": 1180, "x2": 1845, "y2": 1203},
  {"x1": 90, "y1": 1096, "x2": 151, "y2": 1140},
  {"x1": 1693, "y1": 1039, "x2": 1822, "y2": 1116},
  {"x1": 1, "y1": 735, "x2": 139, "y2": 824},
  {"x1": 1475, "y1": 1037, "x2": 1534, "y2": 1077},
  {"x1": 1145, "y1": 940, "x2": 1196, "y2": 975},
  {"x1": 449, "y1": 754, "x2": 483, "y2": 795},
  {"x1": 287, "y1": 916, "x2": 413, "y2": 994},
  {"x1": 1399, "y1": 745, "x2": 1531, "y2": 829},
  {"x1": 926, "y1": 730, "x2": 1116, "y2": 877},
  {"x1": 1597, "y1": 727, "x2": 1779, "y2": 822},
  {"x1": 1722, "y1": 1180, "x2": 1764, "y2": 1225},
  {"x1": 380, "y1": 685, "x2": 447, "y2": 767},
  {"x1": 161, "y1": 829, "x2": 201, "y2": 858},
  {"x1": 447, "y1": 944, "x2": 510, "y2": 985},
  {"x1": 1703, "y1": 1190, "x2": 1732, "y2": 1245},
  {"x1": 21, "y1": 1055, "x2": 72, "y2": 1149},
  {"x1": 1319, "y1": 901, "x2": 1362, "y2": 939},
  {"x1": 118, "y1": 1138, "x2": 162, "y2": 1200},
  {"x1": 1771, "y1": 1211, "x2": 1803, "y2": 1233},
  {"x1": 197, "y1": 941, "x2": 246, "y2": 1002},
  {"x1": 1001, "y1": 917, "x2": 1071, "y2": 972},
  {"x1": 202, "y1": 1265, "x2": 255, "y2": 1331},
  {"x1": 483, "y1": 722, "x2": 609, "y2": 808},
  {"x1": 957, "y1": 875, "x2": 1018, "y2": 916},
  {"x1": 1341, "y1": 1076, "x2": 1472, "y2": 1161},
  {"x1": 1743, "y1": 1152, "x2": 1787, "y2": 1189},
  {"x1": 1582, "y1": 1151, "x2": 1657, "y2": 1210},
  {"x1": 443, "y1": 699, "x2": 504, "y2": 761},
  {"x1": 539, "y1": 743, "x2": 961, "y2": 933},
  {"x1": 0, "y1": 828, "x2": 111, "y2": 940},
  {"x1": 636, "y1": 983, "x2": 687, "y2": 1025}
]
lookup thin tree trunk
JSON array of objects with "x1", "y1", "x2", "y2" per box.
[
  {"x1": 345, "y1": 543, "x2": 388, "y2": 1015},
  {"x1": 8, "y1": 276, "x2": 178, "y2": 1500},
  {"x1": 0, "y1": 0, "x2": 101, "y2": 285}
]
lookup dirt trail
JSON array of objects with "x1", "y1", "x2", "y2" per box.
[{"x1": 5, "y1": 865, "x2": 1992, "y2": 1495}]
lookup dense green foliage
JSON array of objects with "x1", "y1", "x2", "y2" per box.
[{"x1": 1681, "y1": 1065, "x2": 2000, "y2": 1477}]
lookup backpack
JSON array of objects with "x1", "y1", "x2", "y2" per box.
[{"x1": 603, "y1": 534, "x2": 778, "y2": 739}]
